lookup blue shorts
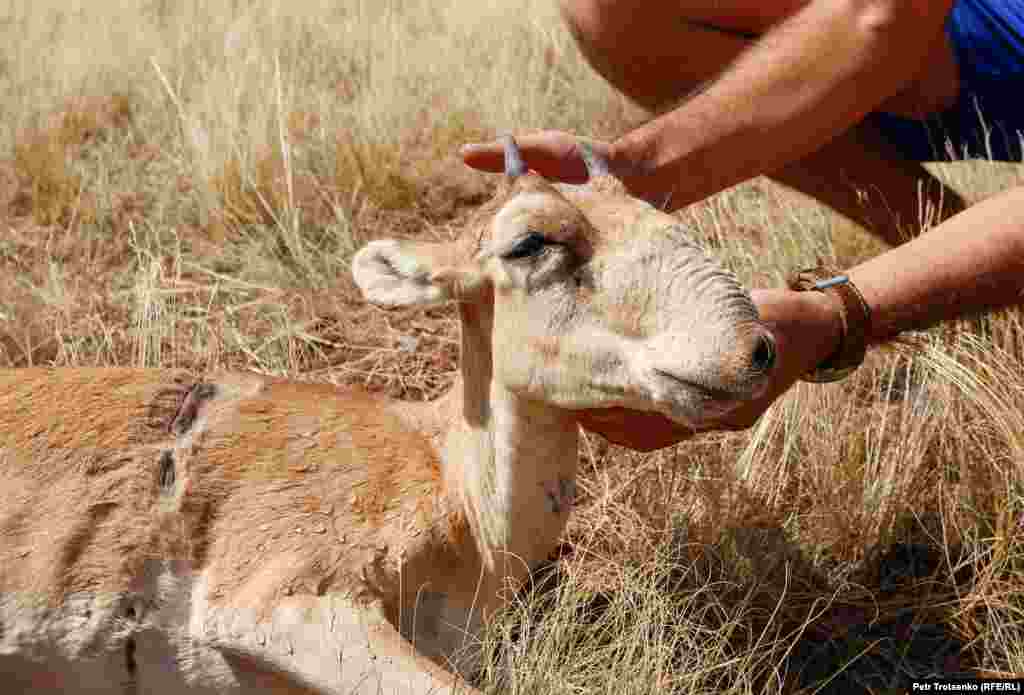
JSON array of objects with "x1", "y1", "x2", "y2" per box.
[{"x1": 869, "y1": 0, "x2": 1024, "y2": 161}]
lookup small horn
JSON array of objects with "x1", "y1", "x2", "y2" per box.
[
  {"x1": 502, "y1": 135, "x2": 527, "y2": 178},
  {"x1": 577, "y1": 140, "x2": 611, "y2": 178},
  {"x1": 578, "y1": 139, "x2": 628, "y2": 195}
]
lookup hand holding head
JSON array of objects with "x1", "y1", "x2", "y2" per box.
[
  {"x1": 460, "y1": 130, "x2": 612, "y2": 186},
  {"x1": 576, "y1": 288, "x2": 843, "y2": 450}
]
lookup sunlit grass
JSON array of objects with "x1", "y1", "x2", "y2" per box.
[{"x1": 1, "y1": 1, "x2": 1023, "y2": 692}]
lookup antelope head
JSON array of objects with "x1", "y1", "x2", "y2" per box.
[{"x1": 353, "y1": 136, "x2": 775, "y2": 430}]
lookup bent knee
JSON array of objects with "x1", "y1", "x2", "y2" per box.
[
  {"x1": 558, "y1": 0, "x2": 632, "y2": 48},
  {"x1": 560, "y1": 0, "x2": 808, "y2": 42},
  {"x1": 557, "y1": 0, "x2": 654, "y2": 80}
]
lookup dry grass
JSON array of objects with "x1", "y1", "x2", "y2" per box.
[{"x1": 2, "y1": 1, "x2": 1024, "y2": 692}]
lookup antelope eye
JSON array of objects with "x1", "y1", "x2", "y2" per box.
[{"x1": 502, "y1": 231, "x2": 548, "y2": 260}]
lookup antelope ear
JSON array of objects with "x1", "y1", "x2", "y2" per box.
[{"x1": 352, "y1": 239, "x2": 486, "y2": 307}]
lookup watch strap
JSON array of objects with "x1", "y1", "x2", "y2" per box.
[{"x1": 787, "y1": 267, "x2": 872, "y2": 383}]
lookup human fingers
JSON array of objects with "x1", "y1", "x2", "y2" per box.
[
  {"x1": 459, "y1": 131, "x2": 595, "y2": 184},
  {"x1": 576, "y1": 407, "x2": 694, "y2": 452},
  {"x1": 709, "y1": 288, "x2": 844, "y2": 430}
]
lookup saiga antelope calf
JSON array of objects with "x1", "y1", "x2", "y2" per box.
[{"x1": 0, "y1": 138, "x2": 776, "y2": 694}]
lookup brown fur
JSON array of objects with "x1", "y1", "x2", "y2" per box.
[
  {"x1": 0, "y1": 369, "x2": 468, "y2": 621},
  {"x1": 2, "y1": 154, "x2": 772, "y2": 692},
  {"x1": 0, "y1": 369, "x2": 192, "y2": 600}
]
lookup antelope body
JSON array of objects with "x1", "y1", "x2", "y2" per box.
[{"x1": 0, "y1": 140, "x2": 775, "y2": 693}]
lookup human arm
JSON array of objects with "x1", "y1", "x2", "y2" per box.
[
  {"x1": 463, "y1": 0, "x2": 954, "y2": 210},
  {"x1": 578, "y1": 184, "x2": 1024, "y2": 450},
  {"x1": 850, "y1": 187, "x2": 1024, "y2": 342},
  {"x1": 610, "y1": 0, "x2": 954, "y2": 206}
]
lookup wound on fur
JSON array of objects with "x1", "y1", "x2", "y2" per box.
[
  {"x1": 171, "y1": 382, "x2": 217, "y2": 435},
  {"x1": 158, "y1": 450, "x2": 175, "y2": 492},
  {"x1": 124, "y1": 636, "x2": 136, "y2": 677},
  {"x1": 543, "y1": 477, "x2": 577, "y2": 514}
]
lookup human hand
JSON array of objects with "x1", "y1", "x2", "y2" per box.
[
  {"x1": 461, "y1": 131, "x2": 691, "y2": 210},
  {"x1": 460, "y1": 131, "x2": 615, "y2": 186},
  {"x1": 576, "y1": 287, "x2": 843, "y2": 451}
]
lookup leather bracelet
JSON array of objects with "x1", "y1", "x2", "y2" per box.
[{"x1": 787, "y1": 267, "x2": 872, "y2": 383}]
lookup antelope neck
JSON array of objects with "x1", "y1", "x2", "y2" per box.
[
  {"x1": 418, "y1": 297, "x2": 577, "y2": 575},
  {"x1": 444, "y1": 378, "x2": 579, "y2": 575}
]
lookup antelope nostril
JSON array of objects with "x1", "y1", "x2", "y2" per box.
[{"x1": 751, "y1": 334, "x2": 776, "y2": 373}]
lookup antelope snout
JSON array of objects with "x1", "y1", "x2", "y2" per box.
[
  {"x1": 746, "y1": 328, "x2": 777, "y2": 378},
  {"x1": 645, "y1": 324, "x2": 777, "y2": 402},
  {"x1": 713, "y1": 325, "x2": 777, "y2": 395}
]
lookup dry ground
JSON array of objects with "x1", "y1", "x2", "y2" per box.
[{"x1": 2, "y1": 1, "x2": 1024, "y2": 692}]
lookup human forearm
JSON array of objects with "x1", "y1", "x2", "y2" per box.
[
  {"x1": 570, "y1": 187, "x2": 1024, "y2": 448},
  {"x1": 849, "y1": 186, "x2": 1024, "y2": 343},
  {"x1": 610, "y1": 0, "x2": 952, "y2": 208},
  {"x1": 720, "y1": 186, "x2": 1024, "y2": 433}
]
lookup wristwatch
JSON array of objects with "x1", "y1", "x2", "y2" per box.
[{"x1": 787, "y1": 267, "x2": 873, "y2": 383}]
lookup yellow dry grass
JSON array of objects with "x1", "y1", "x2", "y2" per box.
[{"x1": 2, "y1": 1, "x2": 1024, "y2": 692}]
